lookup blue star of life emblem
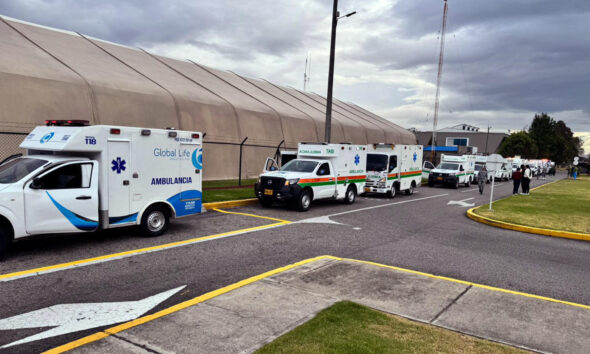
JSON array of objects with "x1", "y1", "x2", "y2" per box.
[
  {"x1": 413, "y1": 152, "x2": 417, "y2": 162},
  {"x1": 354, "y1": 154, "x2": 360, "y2": 166},
  {"x1": 111, "y1": 157, "x2": 126, "y2": 174}
]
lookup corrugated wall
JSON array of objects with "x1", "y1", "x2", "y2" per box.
[{"x1": 0, "y1": 16, "x2": 416, "y2": 179}]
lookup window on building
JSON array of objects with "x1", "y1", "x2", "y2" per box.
[{"x1": 445, "y1": 137, "x2": 469, "y2": 146}]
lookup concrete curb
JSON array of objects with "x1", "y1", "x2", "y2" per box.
[
  {"x1": 466, "y1": 179, "x2": 590, "y2": 242},
  {"x1": 202, "y1": 198, "x2": 258, "y2": 210}
]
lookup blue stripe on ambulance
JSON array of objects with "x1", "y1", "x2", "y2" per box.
[
  {"x1": 46, "y1": 191, "x2": 98, "y2": 231},
  {"x1": 167, "y1": 190, "x2": 202, "y2": 217},
  {"x1": 109, "y1": 213, "x2": 138, "y2": 225}
]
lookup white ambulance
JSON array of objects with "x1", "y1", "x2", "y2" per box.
[
  {"x1": 0, "y1": 121, "x2": 203, "y2": 258},
  {"x1": 428, "y1": 154, "x2": 476, "y2": 188},
  {"x1": 255, "y1": 143, "x2": 366, "y2": 211},
  {"x1": 364, "y1": 144, "x2": 423, "y2": 197}
]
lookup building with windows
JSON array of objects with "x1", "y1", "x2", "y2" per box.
[{"x1": 415, "y1": 124, "x2": 509, "y2": 156}]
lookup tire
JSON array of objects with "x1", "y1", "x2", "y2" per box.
[
  {"x1": 428, "y1": 181, "x2": 434, "y2": 187},
  {"x1": 465, "y1": 178, "x2": 471, "y2": 187},
  {"x1": 344, "y1": 185, "x2": 357, "y2": 204},
  {"x1": 388, "y1": 183, "x2": 397, "y2": 198},
  {"x1": 0, "y1": 228, "x2": 9, "y2": 261},
  {"x1": 259, "y1": 198, "x2": 273, "y2": 208},
  {"x1": 140, "y1": 206, "x2": 169, "y2": 237},
  {"x1": 297, "y1": 189, "x2": 312, "y2": 211},
  {"x1": 405, "y1": 183, "x2": 415, "y2": 195},
  {"x1": 454, "y1": 179, "x2": 459, "y2": 189}
]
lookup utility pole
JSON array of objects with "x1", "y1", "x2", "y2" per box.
[
  {"x1": 325, "y1": 0, "x2": 339, "y2": 143},
  {"x1": 324, "y1": 2, "x2": 356, "y2": 143},
  {"x1": 303, "y1": 54, "x2": 311, "y2": 91},
  {"x1": 430, "y1": 0, "x2": 448, "y2": 163}
]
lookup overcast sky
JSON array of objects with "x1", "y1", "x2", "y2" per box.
[{"x1": 1, "y1": 0, "x2": 589, "y2": 152}]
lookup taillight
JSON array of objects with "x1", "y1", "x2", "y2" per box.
[{"x1": 110, "y1": 128, "x2": 121, "y2": 135}]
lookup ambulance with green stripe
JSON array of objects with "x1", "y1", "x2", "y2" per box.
[
  {"x1": 255, "y1": 143, "x2": 366, "y2": 211},
  {"x1": 428, "y1": 154, "x2": 476, "y2": 188},
  {"x1": 365, "y1": 144, "x2": 423, "y2": 198}
]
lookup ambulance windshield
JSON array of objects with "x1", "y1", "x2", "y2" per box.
[
  {"x1": 437, "y1": 163, "x2": 459, "y2": 170},
  {"x1": 0, "y1": 158, "x2": 48, "y2": 184},
  {"x1": 281, "y1": 160, "x2": 318, "y2": 173},
  {"x1": 367, "y1": 154, "x2": 388, "y2": 172}
]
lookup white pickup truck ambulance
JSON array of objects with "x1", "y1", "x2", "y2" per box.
[
  {"x1": 365, "y1": 144, "x2": 423, "y2": 197},
  {"x1": 255, "y1": 143, "x2": 366, "y2": 211},
  {"x1": 0, "y1": 121, "x2": 203, "y2": 258},
  {"x1": 428, "y1": 154, "x2": 475, "y2": 188}
]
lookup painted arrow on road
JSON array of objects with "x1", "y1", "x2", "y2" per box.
[
  {"x1": 0, "y1": 285, "x2": 186, "y2": 348},
  {"x1": 447, "y1": 197, "x2": 475, "y2": 207}
]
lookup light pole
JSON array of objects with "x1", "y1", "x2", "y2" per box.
[{"x1": 324, "y1": 0, "x2": 356, "y2": 143}]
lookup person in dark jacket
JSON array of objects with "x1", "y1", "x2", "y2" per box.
[{"x1": 512, "y1": 167, "x2": 522, "y2": 195}]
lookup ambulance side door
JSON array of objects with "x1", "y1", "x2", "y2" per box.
[
  {"x1": 388, "y1": 155, "x2": 398, "y2": 188},
  {"x1": 24, "y1": 161, "x2": 99, "y2": 234},
  {"x1": 314, "y1": 162, "x2": 336, "y2": 199}
]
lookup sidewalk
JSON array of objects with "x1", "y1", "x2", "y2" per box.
[{"x1": 68, "y1": 257, "x2": 590, "y2": 354}]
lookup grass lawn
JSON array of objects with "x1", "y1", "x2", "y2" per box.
[
  {"x1": 256, "y1": 301, "x2": 524, "y2": 354},
  {"x1": 474, "y1": 178, "x2": 590, "y2": 234},
  {"x1": 202, "y1": 178, "x2": 257, "y2": 203}
]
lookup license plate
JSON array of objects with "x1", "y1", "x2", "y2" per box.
[
  {"x1": 264, "y1": 189, "x2": 273, "y2": 196},
  {"x1": 365, "y1": 187, "x2": 370, "y2": 192},
  {"x1": 437, "y1": 177, "x2": 443, "y2": 181}
]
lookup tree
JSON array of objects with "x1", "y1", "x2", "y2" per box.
[
  {"x1": 498, "y1": 131, "x2": 538, "y2": 158},
  {"x1": 528, "y1": 113, "x2": 556, "y2": 159}
]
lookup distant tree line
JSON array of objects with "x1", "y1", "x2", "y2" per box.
[{"x1": 498, "y1": 113, "x2": 582, "y2": 163}]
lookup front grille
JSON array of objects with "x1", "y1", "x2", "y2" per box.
[
  {"x1": 365, "y1": 180, "x2": 376, "y2": 187},
  {"x1": 260, "y1": 176, "x2": 286, "y2": 191}
]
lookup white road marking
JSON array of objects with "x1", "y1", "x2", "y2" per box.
[
  {"x1": 297, "y1": 215, "x2": 346, "y2": 225},
  {"x1": 0, "y1": 286, "x2": 185, "y2": 348},
  {"x1": 461, "y1": 188, "x2": 478, "y2": 193},
  {"x1": 447, "y1": 197, "x2": 475, "y2": 207}
]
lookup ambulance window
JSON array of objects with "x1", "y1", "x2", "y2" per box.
[
  {"x1": 317, "y1": 163, "x2": 331, "y2": 176},
  {"x1": 40, "y1": 163, "x2": 92, "y2": 189},
  {"x1": 423, "y1": 161, "x2": 435, "y2": 170},
  {"x1": 0, "y1": 158, "x2": 47, "y2": 183},
  {"x1": 389, "y1": 156, "x2": 397, "y2": 172}
]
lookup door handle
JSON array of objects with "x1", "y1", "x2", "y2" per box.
[
  {"x1": 76, "y1": 196, "x2": 92, "y2": 200},
  {"x1": 123, "y1": 180, "x2": 130, "y2": 186}
]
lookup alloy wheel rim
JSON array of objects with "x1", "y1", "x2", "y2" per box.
[{"x1": 147, "y1": 211, "x2": 165, "y2": 232}]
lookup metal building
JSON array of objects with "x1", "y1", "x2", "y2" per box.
[{"x1": 0, "y1": 16, "x2": 416, "y2": 180}]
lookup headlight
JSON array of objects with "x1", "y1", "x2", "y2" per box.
[
  {"x1": 379, "y1": 177, "x2": 386, "y2": 183},
  {"x1": 285, "y1": 178, "x2": 299, "y2": 186}
]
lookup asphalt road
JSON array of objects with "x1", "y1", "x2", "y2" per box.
[{"x1": 1, "y1": 174, "x2": 589, "y2": 353}]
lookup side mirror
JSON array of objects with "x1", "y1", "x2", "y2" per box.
[
  {"x1": 270, "y1": 166, "x2": 277, "y2": 171},
  {"x1": 30, "y1": 177, "x2": 43, "y2": 189}
]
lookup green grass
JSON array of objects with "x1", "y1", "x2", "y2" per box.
[
  {"x1": 256, "y1": 301, "x2": 525, "y2": 354},
  {"x1": 202, "y1": 178, "x2": 257, "y2": 203},
  {"x1": 474, "y1": 179, "x2": 590, "y2": 234}
]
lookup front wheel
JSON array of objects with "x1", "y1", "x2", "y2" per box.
[
  {"x1": 140, "y1": 206, "x2": 169, "y2": 237},
  {"x1": 297, "y1": 189, "x2": 312, "y2": 211},
  {"x1": 388, "y1": 184, "x2": 397, "y2": 198},
  {"x1": 453, "y1": 179, "x2": 459, "y2": 189},
  {"x1": 405, "y1": 183, "x2": 415, "y2": 195},
  {"x1": 344, "y1": 186, "x2": 357, "y2": 204}
]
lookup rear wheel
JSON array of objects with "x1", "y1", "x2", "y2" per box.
[
  {"x1": 465, "y1": 178, "x2": 471, "y2": 187},
  {"x1": 344, "y1": 185, "x2": 357, "y2": 204},
  {"x1": 297, "y1": 189, "x2": 312, "y2": 211},
  {"x1": 140, "y1": 206, "x2": 169, "y2": 237}
]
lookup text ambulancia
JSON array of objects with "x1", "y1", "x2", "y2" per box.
[
  {"x1": 255, "y1": 143, "x2": 367, "y2": 211},
  {"x1": 365, "y1": 144, "x2": 423, "y2": 198},
  {"x1": 0, "y1": 121, "x2": 203, "y2": 259}
]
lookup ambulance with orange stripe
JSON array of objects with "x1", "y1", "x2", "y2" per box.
[
  {"x1": 364, "y1": 144, "x2": 423, "y2": 197},
  {"x1": 255, "y1": 143, "x2": 367, "y2": 211}
]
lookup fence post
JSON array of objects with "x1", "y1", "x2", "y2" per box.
[{"x1": 238, "y1": 137, "x2": 248, "y2": 186}]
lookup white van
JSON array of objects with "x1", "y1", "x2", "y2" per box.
[
  {"x1": 255, "y1": 143, "x2": 366, "y2": 211},
  {"x1": 428, "y1": 154, "x2": 475, "y2": 188},
  {"x1": 365, "y1": 144, "x2": 423, "y2": 197},
  {"x1": 0, "y1": 121, "x2": 203, "y2": 258}
]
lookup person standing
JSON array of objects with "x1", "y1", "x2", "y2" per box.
[
  {"x1": 512, "y1": 167, "x2": 522, "y2": 195},
  {"x1": 522, "y1": 164, "x2": 532, "y2": 195},
  {"x1": 478, "y1": 166, "x2": 487, "y2": 194},
  {"x1": 573, "y1": 165, "x2": 578, "y2": 180}
]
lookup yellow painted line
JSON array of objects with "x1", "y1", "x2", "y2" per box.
[
  {"x1": 466, "y1": 179, "x2": 590, "y2": 242},
  {"x1": 42, "y1": 255, "x2": 333, "y2": 354},
  {"x1": 44, "y1": 254, "x2": 590, "y2": 353},
  {"x1": 0, "y1": 210, "x2": 289, "y2": 282},
  {"x1": 212, "y1": 207, "x2": 291, "y2": 223},
  {"x1": 338, "y1": 256, "x2": 590, "y2": 310},
  {"x1": 203, "y1": 198, "x2": 258, "y2": 210}
]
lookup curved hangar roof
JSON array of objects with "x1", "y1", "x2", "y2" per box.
[{"x1": 0, "y1": 16, "x2": 416, "y2": 178}]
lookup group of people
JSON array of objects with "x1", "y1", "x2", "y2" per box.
[
  {"x1": 567, "y1": 165, "x2": 579, "y2": 180},
  {"x1": 512, "y1": 165, "x2": 533, "y2": 195}
]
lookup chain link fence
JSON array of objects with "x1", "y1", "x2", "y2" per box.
[{"x1": 0, "y1": 132, "x2": 27, "y2": 162}]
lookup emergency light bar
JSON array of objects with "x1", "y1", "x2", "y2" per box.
[{"x1": 45, "y1": 120, "x2": 90, "y2": 127}]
